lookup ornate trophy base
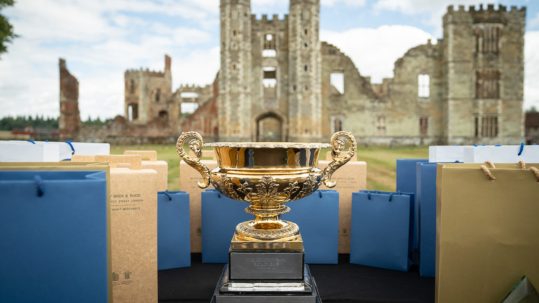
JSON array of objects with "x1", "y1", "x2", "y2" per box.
[
  {"x1": 211, "y1": 235, "x2": 322, "y2": 303},
  {"x1": 230, "y1": 233, "x2": 304, "y2": 251},
  {"x1": 229, "y1": 250, "x2": 304, "y2": 280},
  {"x1": 211, "y1": 265, "x2": 321, "y2": 303}
]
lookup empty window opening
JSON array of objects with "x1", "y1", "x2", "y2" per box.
[
  {"x1": 304, "y1": 65, "x2": 308, "y2": 72},
  {"x1": 419, "y1": 117, "x2": 428, "y2": 136},
  {"x1": 262, "y1": 49, "x2": 277, "y2": 57},
  {"x1": 263, "y1": 66, "x2": 277, "y2": 87},
  {"x1": 263, "y1": 34, "x2": 276, "y2": 48},
  {"x1": 263, "y1": 33, "x2": 277, "y2": 57},
  {"x1": 331, "y1": 116, "x2": 343, "y2": 133},
  {"x1": 480, "y1": 115, "x2": 499, "y2": 138},
  {"x1": 181, "y1": 102, "x2": 199, "y2": 114},
  {"x1": 127, "y1": 104, "x2": 138, "y2": 121},
  {"x1": 330, "y1": 72, "x2": 344, "y2": 94},
  {"x1": 158, "y1": 110, "x2": 168, "y2": 120},
  {"x1": 233, "y1": 30, "x2": 237, "y2": 37},
  {"x1": 418, "y1": 74, "x2": 430, "y2": 98},
  {"x1": 129, "y1": 79, "x2": 136, "y2": 94},
  {"x1": 155, "y1": 89, "x2": 161, "y2": 102},
  {"x1": 304, "y1": 43, "x2": 308, "y2": 48},
  {"x1": 304, "y1": 29, "x2": 308, "y2": 35},
  {"x1": 475, "y1": 25, "x2": 501, "y2": 54},
  {"x1": 476, "y1": 69, "x2": 500, "y2": 99}
]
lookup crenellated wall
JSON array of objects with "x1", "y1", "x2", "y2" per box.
[
  {"x1": 124, "y1": 55, "x2": 173, "y2": 126},
  {"x1": 107, "y1": 2, "x2": 525, "y2": 145}
]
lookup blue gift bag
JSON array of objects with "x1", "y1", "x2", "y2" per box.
[
  {"x1": 201, "y1": 190, "x2": 251, "y2": 263},
  {"x1": 283, "y1": 190, "x2": 339, "y2": 264},
  {"x1": 350, "y1": 191, "x2": 411, "y2": 271},
  {"x1": 396, "y1": 159, "x2": 427, "y2": 254},
  {"x1": 416, "y1": 162, "x2": 437, "y2": 277},
  {"x1": 158, "y1": 191, "x2": 190, "y2": 270},
  {"x1": 0, "y1": 170, "x2": 109, "y2": 303}
]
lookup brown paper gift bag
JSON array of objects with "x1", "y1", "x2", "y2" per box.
[
  {"x1": 179, "y1": 159, "x2": 217, "y2": 253},
  {"x1": 319, "y1": 159, "x2": 366, "y2": 253},
  {"x1": 436, "y1": 163, "x2": 539, "y2": 303},
  {"x1": 124, "y1": 150, "x2": 168, "y2": 191},
  {"x1": 73, "y1": 155, "x2": 158, "y2": 303}
]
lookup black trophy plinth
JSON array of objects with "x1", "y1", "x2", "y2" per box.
[{"x1": 211, "y1": 249, "x2": 322, "y2": 303}]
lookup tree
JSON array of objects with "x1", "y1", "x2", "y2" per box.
[{"x1": 0, "y1": 0, "x2": 16, "y2": 56}]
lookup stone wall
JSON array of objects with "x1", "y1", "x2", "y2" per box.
[
  {"x1": 66, "y1": 1, "x2": 526, "y2": 146},
  {"x1": 58, "y1": 58, "x2": 80, "y2": 140},
  {"x1": 124, "y1": 55, "x2": 174, "y2": 126}
]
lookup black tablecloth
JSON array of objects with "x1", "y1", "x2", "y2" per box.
[{"x1": 158, "y1": 254, "x2": 434, "y2": 303}]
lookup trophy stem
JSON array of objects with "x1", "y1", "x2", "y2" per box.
[{"x1": 233, "y1": 204, "x2": 300, "y2": 243}]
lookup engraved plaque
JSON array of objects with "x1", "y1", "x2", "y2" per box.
[{"x1": 229, "y1": 252, "x2": 304, "y2": 280}]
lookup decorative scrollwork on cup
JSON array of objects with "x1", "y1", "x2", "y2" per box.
[
  {"x1": 283, "y1": 181, "x2": 301, "y2": 200},
  {"x1": 176, "y1": 131, "x2": 211, "y2": 188},
  {"x1": 296, "y1": 173, "x2": 320, "y2": 199},
  {"x1": 322, "y1": 131, "x2": 357, "y2": 188}
]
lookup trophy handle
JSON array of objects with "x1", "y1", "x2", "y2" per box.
[
  {"x1": 322, "y1": 131, "x2": 357, "y2": 188},
  {"x1": 176, "y1": 131, "x2": 211, "y2": 189}
]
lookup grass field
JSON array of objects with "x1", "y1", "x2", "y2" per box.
[{"x1": 111, "y1": 145, "x2": 428, "y2": 192}]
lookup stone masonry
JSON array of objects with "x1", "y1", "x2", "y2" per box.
[
  {"x1": 58, "y1": 58, "x2": 80, "y2": 140},
  {"x1": 62, "y1": 1, "x2": 525, "y2": 145},
  {"x1": 183, "y1": 1, "x2": 525, "y2": 144}
]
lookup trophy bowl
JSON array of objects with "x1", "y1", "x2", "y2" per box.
[{"x1": 177, "y1": 131, "x2": 356, "y2": 246}]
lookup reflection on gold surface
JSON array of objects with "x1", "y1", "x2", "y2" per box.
[{"x1": 177, "y1": 131, "x2": 356, "y2": 245}]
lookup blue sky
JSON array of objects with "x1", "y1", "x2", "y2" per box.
[{"x1": 0, "y1": 0, "x2": 538, "y2": 119}]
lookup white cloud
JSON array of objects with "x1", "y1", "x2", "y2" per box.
[
  {"x1": 321, "y1": 25, "x2": 433, "y2": 83},
  {"x1": 525, "y1": 31, "x2": 539, "y2": 110},
  {"x1": 0, "y1": 0, "x2": 536, "y2": 121},
  {"x1": 373, "y1": 0, "x2": 488, "y2": 15},
  {"x1": 530, "y1": 12, "x2": 539, "y2": 29},
  {"x1": 322, "y1": 0, "x2": 366, "y2": 7},
  {"x1": 323, "y1": 24, "x2": 538, "y2": 110},
  {"x1": 252, "y1": 0, "x2": 366, "y2": 13},
  {"x1": 0, "y1": 0, "x2": 219, "y2": 120},
  {"x1": 372, "y1": 0, "x2": 501, "y2": 36}
]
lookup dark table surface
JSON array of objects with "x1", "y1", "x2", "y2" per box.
[{"x1": 158, "y1": 254, "x2": 434, "y2": 303}]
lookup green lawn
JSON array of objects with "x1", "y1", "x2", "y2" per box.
[{"x1": 111, "y1": 145, "x2": 428, "y2": 192}]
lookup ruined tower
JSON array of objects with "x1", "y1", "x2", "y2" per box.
[
  {"x1": 442, "y1": 4, "x2": 525, "y2": 144},
  {"x1": 287, "y1": 0, "x2": 322, "y2": 141},
  {"x1": 121, "y1": 2, "x2": 524, "y2": 145},
  {"x1": 218, "y1": 0, "x2": 323, "y2": 142},
  {"x1": 124, "y1": 55, "x2": 173, "y2": 125},
  {"x1": 59, "y1": 58, "x2": 81, "y2": 140},
  {"x1": 219, "y1": 0, "x2": 252, "y2": 141}
]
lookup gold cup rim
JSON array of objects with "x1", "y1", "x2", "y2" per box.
[{"x1": 205, "y1": 142, "x2": 331, "y2": 149}]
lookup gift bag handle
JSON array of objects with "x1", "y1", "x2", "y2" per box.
[
  {"x1": 480, "y1": 161, "x2": 539, "y2": 182},
  {"x1": 162, "y1": 191, "x2": 173, "y2": 201},
  {"x1": 34, "y1": 175, "x2": 44, "y2": 197},
  {"x1": 480, "y1": 163, "x2": 496, "y2": 181},
  {"x1": 530, "y1": 167, "x2": 539, "y2": 182}
]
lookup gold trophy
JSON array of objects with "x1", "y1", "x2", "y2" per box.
[{"x1": 177, "y1": 131, "x2": 356, "y2": 302}]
